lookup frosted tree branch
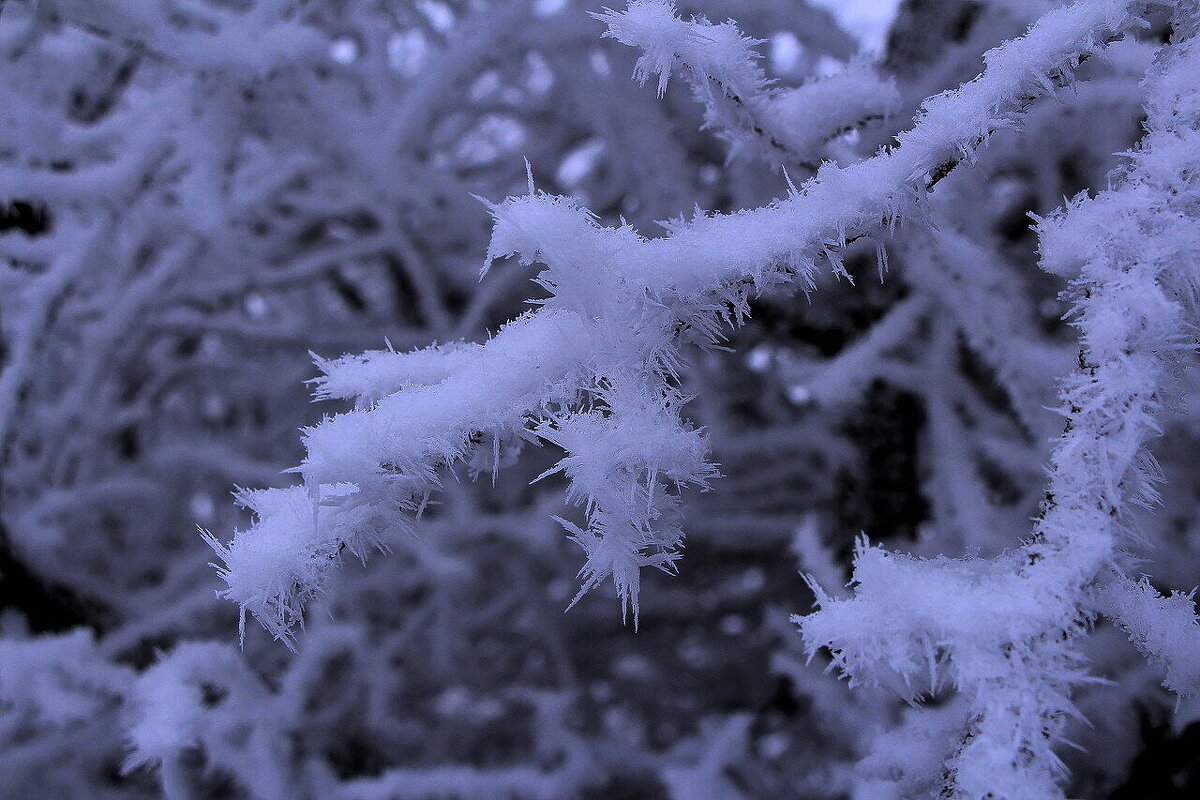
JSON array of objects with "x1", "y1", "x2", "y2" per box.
[
  {"x1": 209, "y1": 0, "x2": 1158, "y2": 646},
  {"x1": 798, "y1": 16, "x2": 1200, "y2": 797}
]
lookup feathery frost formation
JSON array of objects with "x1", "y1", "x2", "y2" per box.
[
  {"x1": 3, "y1": 0, "x2": 1199, "y2": 796},
  {"x1": 800, "y1": 13, "x2": 1200, "y2": 797},
  {"x1": 595, "y1": 0, "x2": 900, "y2": 165},
  {"x1": 211, "y1": 0, "x2": 1158, "y2": 644}
]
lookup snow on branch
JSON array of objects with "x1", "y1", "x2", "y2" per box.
[
  {"x1": 1098, "y1": 575, "x2": 1200, "y2": 697},
  {"x1": 594, "y1": 0, "x2": 899, "y2": 165},
  {"x1": 0, "y1": 630, "x2": 133, "y2": 726},
  {"x1": 905, "y1": 225, "x2": 1071, "y2": 438},
  {"x1": 34, "y1": 0, "x2": 324, "y2": 76},
  {"x1": 209, "y1": 0, "x2": 1155, "y2": 645},
  {"x1": 124, "y1": 643, "x2": 289, "y2": 800},
  {"x1": 798, "y1": 19, "x2": 1200, "y2": 799}
]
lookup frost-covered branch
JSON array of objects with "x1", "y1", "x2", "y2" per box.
[
  {"x1": 595, "y1": 0, "x2": 900, "y2": 166},
  {"x1": 124, "y1": 643, "x2": 290, "y2": 800},
  {"x1": 210, "y1": 0, "x2": 1156, "y2": 643},
  {"x1": 798, "y1": 18, "x2": 1200, "y2": 798},
  {"x1": 33, "y1": 0, "x2": 324, "y2": 75}
]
